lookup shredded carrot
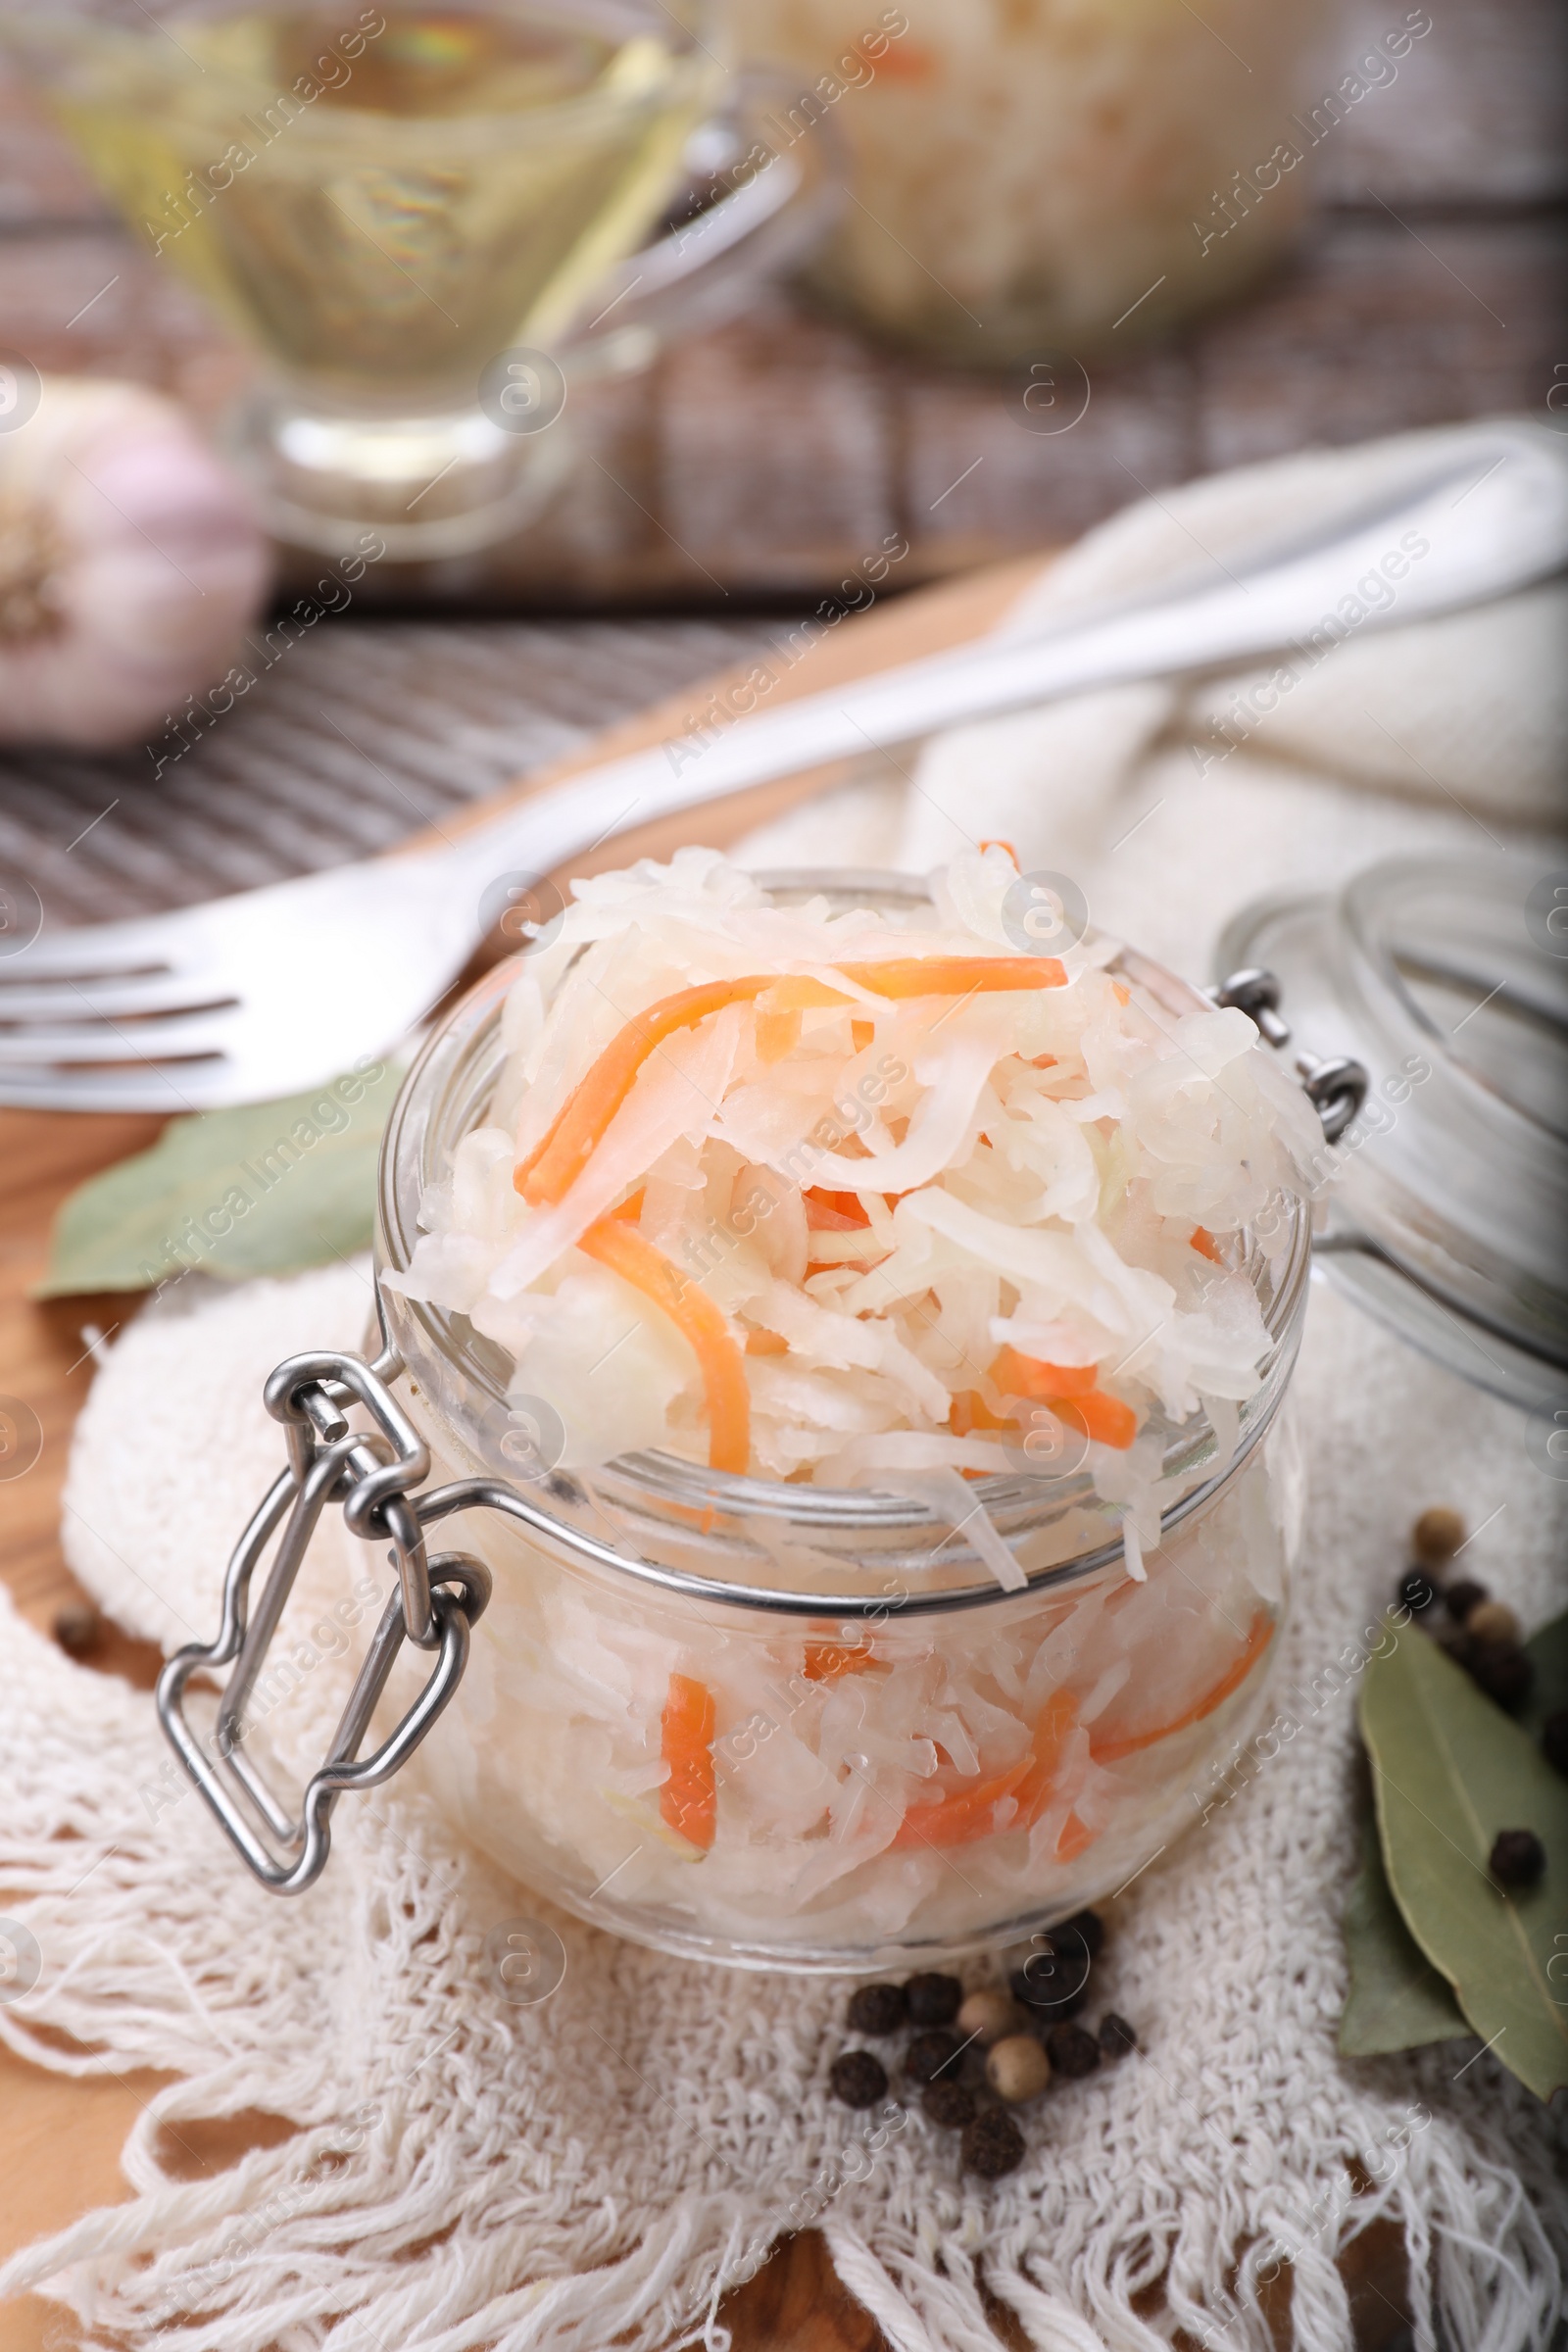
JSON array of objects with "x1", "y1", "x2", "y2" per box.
[
  {"x1": 744, "y1": 1328, "x2": 789, "y2": 1355},
  {"x1": 661, "y1": 1673, "x2": 716, "y2": 1848},
  {"x1": 1190, "y1": 1225, "x2": 1224, "y2": 1264},
  {"x1": 874, "y1": 36, "x2": 937, "y2": 79},
  {"x1": 756, "y1": 976, "x2": 854, "y2": 1013},
  {"x1": 851, "y1": 1019, "x2": 876, "y2": 1052},
  {"x1": 894, "y1": 1688, "x2": 1077, "y2": 1849},
  {"x1": 755, "y1": 1007, "x2": 801, "y2": 1063},
  {"x1": 992, "y1": 1346, "x2": 1099, "y2": 1400},
  {"x1": 891, "y1": 1756, "x2": 1031, "y2": 1849},
  {"x1": 805, "y1": 1187, "x2": 871, "y2": 1230},
  {"x1": 949, "y1": 1389, "x2": 1012, "y2": 1438},
  {"x1": 577, "y1": 1217, "x2": 751, "y2": 1474},
  {"x1": 1028, "y1": 1053, "x2": 1059, "y2": 1069},
  {"x1": 1090, "y1": 1610, "x2": 1274, "y2": 1762},
  {"x1": 962, "y1": 1355, "x2": 1138, "y2": 1449},
  {"x1": 1011, "y1": 1687, "x2": 1079, "y2": 1827},
  {"x1": 833, "y1": 955, "x2": 1066, "y2": 1000},
  {"x1": 517, "y1": 957, "x2": 1063, "y2": 1206},
  {"x1": 516, "y1": 978, "x2": 764, "y2": 1201},
  {"x1": 1054, "y1": 1391, "x2": 1139, "y2": 1449},
  {"x1": 978, "y1": 839, "x2": 1018, "y2": 865},
  {"x1": 1054, "y1": 1811, "x2": 1100, "y2": 1863},
  {"x1": 610, "y1": 1188, "x2": 644, "y2": 1223},
  {"x1": 1112, "y1": 981, "x2": 1130, "y2": 1005},
  {"x1": 803, "y1": 1641, "x2": 877, "y2": 1683}
]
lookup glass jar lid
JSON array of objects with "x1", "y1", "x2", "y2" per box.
[{"x1": 1216, "y1": 856, "x2": 1568, "y2": 1420}]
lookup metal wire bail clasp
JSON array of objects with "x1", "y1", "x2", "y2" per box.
[
  {"x1": 156, "y1": 1343, "x2": 491, "y2": 1895},
  {"x1": 1213, "y1": 966, "x2": 1369, "y2": 1144}
]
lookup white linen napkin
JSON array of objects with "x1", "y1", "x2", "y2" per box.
[{"x1": 734, "y1": 418, "x2": 1567, "y2": 987}]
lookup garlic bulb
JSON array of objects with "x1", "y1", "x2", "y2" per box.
[{"x1": 0, "y1": 376, "x2": 271, "y2": 749}]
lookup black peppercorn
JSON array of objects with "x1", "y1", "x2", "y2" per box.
[
  {"x1": 1009, "y1": 1939, "x2": 1091, "y2": 2019},
  {"x1": 1445, "y1": 1578, "x2": 1487, "y2": 1623},
  {"x1": 1489, "y1": 1829, "x2": 1545, "y2": 1889},
  {"x1": 1396, "y1": 1569, "x2": 1440, "y2": 1616},
  {"x1": 847, "y1": 1982, "x2": 906, "y2": 2036},
  {"x1": 53, "y1": 1601, "x2": 103, "y2": 1659},
  {"x1": 1056, "y1": 1908, "x2": 1105, "y2": 1958},
  {"x1": 961, "y1": 2108, "x2": 1025, "y2": 2179},
  {"x1": 1467, "y1": 1639, "x2": 1535, "y2": 1714},
  {"x1": 1046, "y1": 2022, "x2": 1102, "y2": 2078},
  {"x1": 922, "y1": 2079, "x2": 976, "y2": 2129},
  {"x1": 905, "y1": 1971, "x2": 962, "y2": 2027},
  {"x1": 829, "y1": 2049, "x2": 889, "y2": 2109},
  {"x1": 904, "y1": 2029, "x2": 961, "y2": 2084},
  {"x1": 1543, "y1": 1710, "x2": 1568, "y2": 1779},
  {"x1": 1098, "y1": 2012, "x2": 1139, "y2": 2058}
]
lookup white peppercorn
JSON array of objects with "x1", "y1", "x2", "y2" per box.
[{"x1": 986, "y1": 2034, "x2": 1052, "y2": 2103}]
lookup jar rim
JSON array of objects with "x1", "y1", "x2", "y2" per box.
[{"x1": 376, "y1": 869, "x2": 1313, "y2": 1615}]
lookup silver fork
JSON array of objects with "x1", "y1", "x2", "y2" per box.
[{"x1": 2, "y1": 419, "x2": 1562, "y2": 1113}]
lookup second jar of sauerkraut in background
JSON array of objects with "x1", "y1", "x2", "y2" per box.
[
  {"x1": 372, "y1": 865, "x2": 1320, "y2": 1972},
  {"x1": 725, "y1": 0, "x2": 1339, "y2": 362}
]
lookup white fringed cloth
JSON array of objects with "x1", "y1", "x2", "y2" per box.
[{"x1": 2, "y1": 419, "x2": 1564, "y2": 2352}]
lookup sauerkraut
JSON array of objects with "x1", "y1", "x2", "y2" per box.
[
  {"x1": 396, "y1": 847, "x2": 1319, "y2": 1533},
  {"x1": 387, "y1": 850, "x2": 1317, "y2": 1960},
  {"x1": 729, "y1": 0, "x2": 1318, "y2": 362}
]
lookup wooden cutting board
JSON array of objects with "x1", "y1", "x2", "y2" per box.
[{"x1": 0, "y1": 550, "x2": 1411, "y2": 2351}]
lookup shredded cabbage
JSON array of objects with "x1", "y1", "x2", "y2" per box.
[{"x1": 393, "y1": 846, "x2": 1317, "y2": 1570}]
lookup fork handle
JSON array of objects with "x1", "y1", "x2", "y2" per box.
[{"x1": 428, "y1": 418, "x2": 1568, "y2": 901}]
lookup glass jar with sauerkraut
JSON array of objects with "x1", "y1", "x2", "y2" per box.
[
  {"x1": 356, "y1": 854, "x2": 1323, "y2": 1970},
  {"x1": 726, "y1": 0, "x2": 1332, "y2": 363}
]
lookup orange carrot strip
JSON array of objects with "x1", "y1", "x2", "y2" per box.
[
  {"x1": 516, "y1": 978, "x2": 769, "y2": 1201},
  {"x1": 756, "y1": 976, "x2": 855, "y2": 1013},
  {"x1": 1112, "y1": 981, "x2": 1131, "y2": 1005},
  {"x1": 949, "y1": 1390, "x2": 1012, "y2": 1438},
  {"x1": 1054, "y1": 1391, "x2": 1139, "y2": 1449},
  {"x1": 661, "y1": 1672, "x2": 716, "y2": 1849},
  {"x1": 833, "y1": 955, "x2": 1066, "y2": 999},
  {"x1": 518, "y1": 957, "x2": 1065, "y2": 1206},
  {"x1": 978, "y1": 839, "x2": 1018, "y2": 865},
  {"x1": 992, "y1": 1346, "x2": 1100, "y2": 1400},
  {"x1": 803, "y1": 1641, "x2": 877, "y2": 1683},
  {"x1": 755, "y1": 1007, "x2": 802, "y2": 1063},
  {"x1": 805, "y1": 1187, "x2": 872, "y2": 1230},
  {"x1": 895, "y1": 1688, "x2": 1077, "y2": 1849},
  {"x1": 610, "y1": 1188, "x2": 645, "y2": 1223},
  {"x1": 745, "y1": 1328, "x2": 789, "y2": 1356},
  {"x1": 892, "y1": 1756, "x2": 1031, "y2": 1849},
  {"x1": 1090, "y1": 1610, "x2": 1275, "y2": 1763},
  {"x1": 851, "y1": 1018, "x2": 876, "y2": 1052},
  {"x1": 1054, "y1": 1811, "x2": 1099, "y2": 1863},
  {"x1": 577, "y1": 1217, "x2": 751, "y2": 1474},
  {"x1": 875, "y1": 37, "x2": 938, "y2": 80},
  {"x1": 1013, "y1": 1687, "x2": 1079, "y2": 1827},
  {"x1": 1191, "y1": 1225, "x2": 1224, "y2": 1264}
]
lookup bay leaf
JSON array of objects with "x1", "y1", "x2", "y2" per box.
[
  {"x1": 1339, "y1": 1814, "x2": 1469, "y2": 2058},
  {"x1": 1519, "y1": 1606, "x2": 1568, "y2": 1748},
  {"x1": 37, "y1": 1059, "x2": 401, "y2": 1297},
  {"x1": 1361, "y1": 1616, "x2": 1568, "y2": 2103}
]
